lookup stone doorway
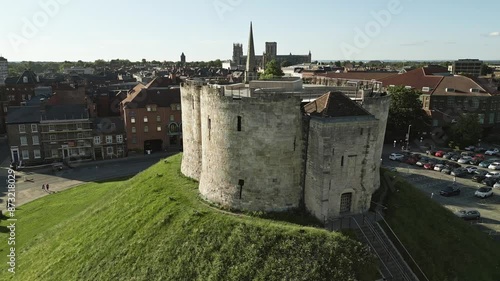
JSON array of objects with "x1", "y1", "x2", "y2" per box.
[{"x1": 339, "y1": 192, "x2": 352, "y2": 214}]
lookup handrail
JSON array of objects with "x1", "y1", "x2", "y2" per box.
[
  {"x1": 362, "y1": 217, "x2": 412, "y2": 281},
  {"x1": 349, "y1": 217, "x2": 393, "y2": 280},
  {"x1": 376, "y1": 211, "x2": 430, "y2": 281}
]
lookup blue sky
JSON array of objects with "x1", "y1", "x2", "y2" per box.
[{"x1": 0, "y1": 0, "x2": 499, "y2": 62}]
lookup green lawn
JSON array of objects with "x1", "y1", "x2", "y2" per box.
[
  {"x1": 380, "y1": 169, "x2": 500, "y2": 281},
  {"x1": 0, "y1": 154, "x2": 377, "y2": 281}
]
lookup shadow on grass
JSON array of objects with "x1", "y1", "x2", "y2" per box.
[{"x1": 251, "y1": 209, "x2": 324, "y2": 228}]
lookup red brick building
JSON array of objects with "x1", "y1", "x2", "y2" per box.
[{"x1": 120, "y1": 78, "x2": 182, "y2": 152}]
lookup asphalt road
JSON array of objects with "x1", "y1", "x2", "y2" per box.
[
  {"x1": 0, "y1": 152, "x2": 174, "y2": 210},
  {"x1": 382, "y1": 145, "x2": 500, "y2": 237}
]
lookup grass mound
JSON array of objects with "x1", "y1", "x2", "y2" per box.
[
  {"x1": 0, "y1": 154, "x2": 377, "y2": 281},
  {"x1": 380, "y1": 169, "x2": 500, "y2": 281}
]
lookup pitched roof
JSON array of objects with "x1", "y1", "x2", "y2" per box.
[
  {"x1": 318, "y1": 71, "x2": 397, "y2": 81},
  {"x1": 379, "y1": 67, "x2": 445, "y2": 94},
  {"x1": 432, "y1": 76, "x2": 491, "y2": 96},
  {"x1": 41, "y1": 104, "x2": 89, "y2": 121},
  {"x1": 304, "y1": 91, "x2": 371, "y2": 118},
  {"x1": 93, "y1": 116, "x2": 125, "y2": 134},
  {"x1": 121, "y1": 77, "x2": 180, "y2": 108},
  {"x1": 6, "y1": 106, "x2": 41, "y2": 124}
]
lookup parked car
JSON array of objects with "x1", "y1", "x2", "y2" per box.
[
  {"x1": 488, "y1": 162, "x2": 500, "y2": 170},
  {"x1": 474, "y1": 147, "x2": 487, "y2": 153},
  {"x1": 416, "y1": 157, "x2": 430, "y2": 167},
  {"x1": 485, "y1": 148, "x2": 499, "y2": 156},
  {"x1": 469, "y1": 157, "x2": 483, "y2": 165},
  {"x1": 389, "y1": 153, "x2": 405, "y2": 161},
  {"x1": 435, "y1": 150, "x2": 446, "y2": 157},
  {"x1": 482, "y1": 177, "x2": 498, "y2": 187},
  {"x1": 464, "y1": 145, "x2": 476, "y2": 151},
  {"x1": 461, "y1": 151, "x2": 474, "y2": 157},
  {"x1": 479, "y1": 159, "x2": 496, "y2": 168},
  {"x1": 404, "y1": 157, "x2": 417, "y2": 165},
  {"x1": 475, "y1": 187, "x2": 493, "y2": 198},
  {"x1": 434, "y1": 164, "x2": 445, "y2": 172},
  {"x1": 450, "y1": 154, "x2": 461, "y2": 161},
  {"x1": 494, "y1": 181, "x2": 500, "y2": 189},
  {"x1": 458, "y1": 156, "x2": 473, "y2": 164},
  {"x1": 485, "y1": 171, "x2": 500, "y2": 178},
  {"x1": 465, "y1": 166, "x2": 478, "y2": 174},
  {"x1": 424, "y1": 162, "x2": 435, "y2": 170},
  {"x1": 472, "y1": 170, "x2": 488, "y2": 182},
  {"x1": 451, "y1": 168, "x2": 467, "y2": 177},
  {"x1": 426, "y1": 149, "x2": 436, "y2": 156},
  {"x1": 443, "y1": 152, "x2": 454, "y2": 159},
  {"x1": 454, "y1": 210, "x2": 480, "y2": 220},
  {"x1": 440, "y1": 186, "x2": 461, "y2": 197},
  {"x1": 441, "y1": 166, "x2": 452, "y2": 175}
]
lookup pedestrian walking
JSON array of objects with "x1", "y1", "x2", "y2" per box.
[
  {"x1": 46, "y1": 184, "x2": 50, "y2": 192},
  {"x1": 393, "y1": 140, "x2": 396, "y2": 148},
  {"x1": 42, "y1": 184, "x2": 46, "y2": 190}
]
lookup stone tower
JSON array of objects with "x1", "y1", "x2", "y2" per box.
[
  {"x1": 180, "y1": 52, "x2": 186, "y2": 64},
  {"x1": 244, "y1": 22, "x2": 257, "y2": 83},
  {"x1": 232, "y1": 43, "x2": 243, "y2": 65},
  {"x1": 0, "y1": 56, "x2": 7, "y2": 86}
]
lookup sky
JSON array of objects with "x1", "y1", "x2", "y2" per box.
[{"x1": 0, "y1": 0, "x2": 499, "y2": 62}]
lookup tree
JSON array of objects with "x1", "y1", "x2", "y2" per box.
[
  {"x1": 387, "y1": 86, "x2": 430, "y2": 138},
  {"x1": 334, "y1": 61, "x2": 341, "y2": 67},
  {"x1": 259, "y1": 59, "x2": 284, "y2": 79},
  {"x1": 448, "y1": 114, "x2": 482, "y2": 149},
  {"x1": 481, "y1": 64, "x2": 493, "y2": 76}
]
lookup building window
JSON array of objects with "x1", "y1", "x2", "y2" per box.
[
  {"x1": 22, "y1": 150, "x2": 29, "y2": 160},
  {"x1": 132, "y1": 136, "x2": 137, "y2": 144},
  {"x1": 208, "y1": 117, "x2": 211, "y2": 140},
  {"x1": 107, "y1": 147, "x2": 114, "y2": 155},
  {"x1": 116, "y1": 135, "x2": 123, "y2": 143},
  {"x1": 169, "y1": 115, "x2": 174, "y2": 121},
  {"x1": 144, "y1": 125, "x2": 149, "y2": 133},
  {"x1": 106, "y1": 135, "x2": 113, "y2": 144},
  {"x1": 478, "y1": 114, "x2": 485, "y2": 124},
  {"x1": 50, "y1": 134, "x2": 56, "y2": 141},
  {"x1": 51, "y1": 149, "x2": 58, "y2": 158},
  {"x1": 32, "y1": 135, "x2": 39, "y2": 145},
  {"x1": 31, "y1": 124, "x2": 38, "y2": 133},
  {"x1": 34, "y1": 149, "x2": 41, "y2": 159},
  {"x1": 131, "y1": 117, "x2": 136, "y2": 124},
  {"x1": 237, "y1": 116, "x2": 242, "y2": 131},
  {"x1": 238, "y1": 179, "x2": 244, "y2": 199},
  {"x1": 157, "y1": 125, "x2": 162, "y2": 132},
  {"x1": 117, "y1": 147, "x2": 123, "y2": 155},
  {"x1": 79, "y1": 148, "x2": 85, "y2": 156},
  {"x1": 131, "y1": 126, "x2": 136, "y2": 133},
  {"x1": 77, "y1": 133, "x2": 83, "y2": 139},
  {"x1": 19, "y1": 124, "x2": 26, "y2": 133},
  {"x1": 77, "y1": 123, "x2": 82, "y2": 130},
  {"x1": 20, "y1": 136, "x2": 28, "y2": 146},
  {"x1": 176, "y1": 104, "x2": 181, "y2": 111},
  {"x1": 157, "y1": 115, "x2": 161, "y2": 122},
  {"x1": 143, "y1": 116, "x2": 148, "y2": 123},
  {"x1": 489, "y1": 113, "x2": 495, "y2": 124},
  {"x1": 432, "y1": 119, "x2": 439, "y2": 127},
  {"x1": 146, "y1": 105, "x2": 157, "y2": 112},
  {"x1": 49, "y1": 124, "x2": 55, "y2": 131},
  {"x1": 360, "y1": 128, "x2": 363, "y2": 135},
  {"x1": 94, "y1": 136, "x2": 101, "y2": 144},
  {"x1": 341, "y1": 156, "x2": 344, "y2": 167}
]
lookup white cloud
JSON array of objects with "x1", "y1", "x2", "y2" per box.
[{"x1": 487, "y1": 31, "x2": 499, "y2": 37}]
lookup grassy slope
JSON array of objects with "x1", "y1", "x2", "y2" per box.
[
  {"x1": 380, "y1": 169, "x2": 500, "y2": 281},
  {"x1": 0, "y1": 154, "x2": 377, "y2": 281}
]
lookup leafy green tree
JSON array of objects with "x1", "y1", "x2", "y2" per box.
[
  {"x1": 387, "y1": 86, "x2": 430, "y2": 137},
  {"x1": 448, "y1": 114, "x2": 482, "y2": 148},
  {"x1": 259, "y1": 59, "x2": 284, "y2": 79},
  {"x1": 334, "y1": 61, "x2": 341, "y2": 67}
]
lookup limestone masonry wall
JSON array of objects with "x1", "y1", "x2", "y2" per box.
[{"x1": 198, "y1": 90, "x2": 304, "y2": 211}]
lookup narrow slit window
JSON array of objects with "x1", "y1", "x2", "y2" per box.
[
  {"x1": 360, "y1": 128, "x2": 364, "y2": 135},
  {"x1": 238, "y1": 179, "x2": 244, "y2": 199},
  {"x1": 208, "y1": 117, "x2": 211, "y2": 140},
  {"x1": 341, "y1": 156, "x2": 344, "y2": 167},
  {"x1": 237, "y1": 116, "x2": 242, "y2": 131}
]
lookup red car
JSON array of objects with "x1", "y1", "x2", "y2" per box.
[
  {"x1": 405, "y1": 157, "x2": 417, "y2": 165},
  {"x1": 435, "y1": 150, "x2": 445, "y2": 157},
  {"x1": 424, "y1": 162, "x2": 435, "y2": 170}
]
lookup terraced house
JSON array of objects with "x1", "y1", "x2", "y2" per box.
[{"x1": 5, "y1": 106, "x2": 42, "y2": 165}]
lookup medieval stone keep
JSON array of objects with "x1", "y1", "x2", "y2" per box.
[{"x1": 180, "y1": 80, "x2": 389, "y2": 222}]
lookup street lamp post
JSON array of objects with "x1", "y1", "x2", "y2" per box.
[{"x1": 406, "y1": 124, "x2": 412, "y2": 151}]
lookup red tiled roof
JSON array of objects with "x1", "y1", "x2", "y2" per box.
[
  {"x1": 379, "y1": 67, "x2": 444, "y2": 94},
  {"x1": 317, "y1": 71, "x2": 397, "y2": 81},
  {"x1": 304, "y1": 91, "x2": 370, "y2": 118},
  {"x1": 432, "y1": 76, "x2": 491, "y2": 96}
]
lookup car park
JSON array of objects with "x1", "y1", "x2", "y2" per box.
[
  {"x1": 482, "y1": 177, "x2": 498, "y2": 187},
  {"x1": 474, "y1": 147, "x2": 487, "y2": 153},
  {"x1": 404, "y1": 157, "x2": 417, "y2": 165},
  {"x1": 440, "y1": 186, "x2": 460, "y2": 197},
  {"x1": 469, "y1": 157, "x2": 483, "y2": 166},
  {"x1": 424, "y1": 162, "x2": 435, "y2": 170},
  {"x1": 416, "y1": 157, "x2": 430, "y2": 167},
  {"x1": 441, "y1": 166, "x2": 452, "y2": 175},
  {"x1": 485, "y1": 171, "x2": 500, "y2": 179},
  {"x1": 458, "y1": 156, "x2": 473, "y2": 164},
  {"x1": 442, "y1": 152, "x2": 454, "y2": 159},
  {"x1": 488, "y1": 162, "x2": 500, "y2": 170},
  {"x1": 464, "y1": 145, "x2": 475, "y2": 151},
  {"x1": 485, "y1": 148, "x2": 499, "y2": 156},
  {"x1": 479, "y1": 159, "x2": 496, "y2": 168},
  {"x1": 461, "y1": 151, "x2": 474, "y2": 157},
  {"x1": 451, "y1": 168, "x2": 467, "y2": 177},
  {"x1": 450, "y1": 154, "x2": 461, "y2": 161},
  {"x1": 472, "y1": 170, "x2": 488, "y2": 182},
  {"x1": 465, "y1": 166, "x2": 478, "y2": 174},
  {"x1": 426, "y1": 149, "x2": 436, "y2": 156},
  {"x1": 475, "y1": 187, "x2": 493, "y2": 198},
  {"x1": 454, "y1": 210, "x2": 480, "y2": 220},
  {"x1": 389, "y1": 153, "x2": 405, "y2": 161},
  {"x1": 494, "y1": 181, "x2": 500, "y2": 189}
]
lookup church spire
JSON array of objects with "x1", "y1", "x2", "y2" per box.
[{"x1": 245, "y1": 22, "x2": 256, "y2": 83}]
